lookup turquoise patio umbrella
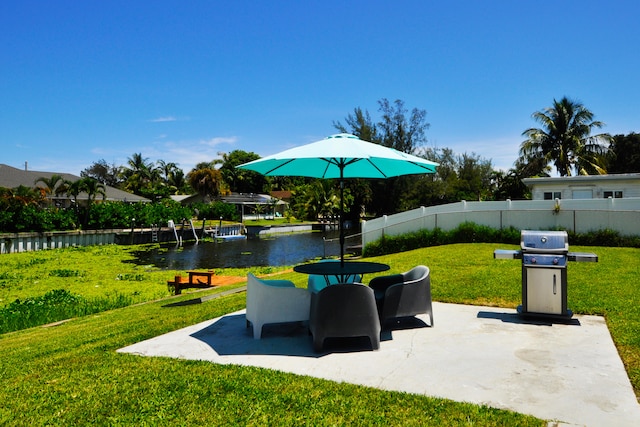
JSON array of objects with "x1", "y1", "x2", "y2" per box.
[{"x1": 237, "y1": 133, "x2": 439, "y2": 264}]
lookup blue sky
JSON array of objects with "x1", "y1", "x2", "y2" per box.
[{"x1": 2, "y1": 1, "x2": 639, "y2": 176}]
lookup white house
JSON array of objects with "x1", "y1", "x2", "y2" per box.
[{"x1": 522, "y1": 174, "x2": 640, "y2": 200}]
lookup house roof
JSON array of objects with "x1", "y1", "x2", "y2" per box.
[
  {"x1": 522, "y1": 173, "x2": 640, "y2": 187},
  {"x1": 220, "y1": 192, "x2": 286, "y2": 205},
  {"x1": 0, "y1": 163, "x2": 150, "y2": 202},
  {"x1": 270, "y1": 190, "x2": 292, "y2": 200}
]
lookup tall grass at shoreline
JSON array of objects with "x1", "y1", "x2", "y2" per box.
[{"x1": 0, "y1": 289, "x2": 136, "y2": 333}]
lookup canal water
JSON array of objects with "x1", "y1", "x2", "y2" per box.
[{"x1": 130, "y1": 230, "x2": 346, "y2": 270}]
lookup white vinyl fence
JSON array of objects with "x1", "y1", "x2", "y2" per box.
[{"x1": 361, "y1": 198, "x2": 640, "y2": 248}]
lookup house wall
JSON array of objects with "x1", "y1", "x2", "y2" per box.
[{"x1": 526, "y1": 175, "x2": 640, "y2": 200}]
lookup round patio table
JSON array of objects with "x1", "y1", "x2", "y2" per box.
[{"x1": 294, "y1": 261, "x2": 390, "y2": 286}]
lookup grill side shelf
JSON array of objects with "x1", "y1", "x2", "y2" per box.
[
  {"x1": 493, "y1": 249, "x2": 522, "y2": 259},
  {"x1": 567, "y1": 252, "x2": 599, "y2": 262}
]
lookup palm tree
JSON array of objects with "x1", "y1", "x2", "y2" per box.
[
  {"x1": 156, "y1": 160, "x2": 179, "y2": 185},
  {"x1": 63, "y1": 179, "x2": 85, "y2": 216},
  {"x1": 34, "y1": 174, "x2": 65, "y2": 205},
  {"x1": 1, "y1": 185, "x2": 42, "y2": 207},
  {"x1": 81, "y1": 178, "x2": 106, "y2": 226},
  {"x1": 121, "y1": 153, "x2": 154, "y2": 195},
  {"x1": 298, "y1": 181, "x2": 340, "y2": 222},
  {"x1": 167, "y1": 169, "x2": 188, "y2": 194},
  {"x1": 82, "y1": 178, "x2": 106, "y2": 204},
  {"x1": 519, "y1": 97, "x2": 612, "y2": 176},
  {"x1": 187, "y1": 166, "x2": 224, "y2": 202}
]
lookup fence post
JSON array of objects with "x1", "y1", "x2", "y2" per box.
[{"x1": 382, "y1": 215, "x2": 388, "y2": 239}]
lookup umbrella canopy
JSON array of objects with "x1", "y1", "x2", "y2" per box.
[
  {"x1": 237, "y1": 133, "x2": 438, "y2": 179},
  {"x1": 237, "y1": 133, "x2": 439, "y2": 264}
]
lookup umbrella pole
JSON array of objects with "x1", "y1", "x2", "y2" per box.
[{"x1": 339, "y1": 166, "x2": 345, "y2": 267}]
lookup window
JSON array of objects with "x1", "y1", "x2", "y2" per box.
[
  {"x1": 544, "y1": 192, "x2": 562, "y2": 200},
  {"x1": 572, "y1": 190, "x2": 593, "y2": 199},
  {"x1": 604, "y1": 191, "x2": 623, "y2": 198}
]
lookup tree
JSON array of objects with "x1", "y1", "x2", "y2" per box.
[
  {"x1": 293, "y1": 180, "x2": 342, "y2": 221},
  {"x1": 455, "y1": 153, "x2": 494, "y2": 201},
  {"x1": 167, "y1": 169, "x2": 190, "y2": 194},
  {"x1": 218, "y1": 150, "x2": 267, "y2": 194},
  {"x1": 156, "y1": 160, "x2": 179, "y2": 185},
  {"x1": 490, "y1": 169, "x2": 530, "y2": 200},
  {"x1": 606, "y1": 133, "x2": 640, "y2": 173},
  {"x1": 405, "y1": 147, "x2": 495, "y2": 205},
  {"x1": 0, "y1": 185, "x2": 42, "y2": 207},
  {"x1": 62, "y1": 179, "x2": 85, "y2": 218},
  {"x1": 333, "y1": 107, "x2": 378, "y2": 143},
  {"x1": 82, "y1": 178, "x2": 106, "y2": 204},
  {"x1": 253, "y1": 203, "x2": 265, "y2": 220},
  {"x1": 80, "y1": 178, "x2": 106, "y2": 226},
  {"x1": 120, "y1": 153, "x2": 155, "y2": 195},
  {"x1": 519, "y1": 97, "x2": 612, "y2": 176},
  {"x1": 334, "y1": 98, "x2": 433, "y2": 216},
  {"x1": 377, "y1": 98, "x2": 429, "y2": 153},
  {"x1": 81, "y1": 160, "x2": 121, "y2": 187},
  {"x1": 34, "y1": 174, "x2": 65, "y2": 205},
  {"x1": 187, "y1": 165, "x2": 225, "y2": 202}
]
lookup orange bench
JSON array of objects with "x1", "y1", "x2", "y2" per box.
[
  {"x1": 188, "y1": 270, "x2": 216, "y2": 286},
  {"x1": 167, "y1": 270, "x2": 216, "y2": 295}
]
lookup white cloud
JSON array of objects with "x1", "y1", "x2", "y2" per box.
[
  {"x1": 149, "y1": 116, "x2": 178, "y2": 123},
  {"x1": 76, "y1": 135, "x2": 238, "y2": 174},
  {"x1": 199, "y1": 136, "x2": 238, "y2": 147},
  {"x1": 154, "y1": 136, "x2": 238, "y2": 172}
]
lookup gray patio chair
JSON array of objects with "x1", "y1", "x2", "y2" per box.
[
  {"x1": 309, "y1": 283, "x2": 381, "y2": 352},
  {"x1": 368, "y1": 265, "x2": 433, "y2": 327}
]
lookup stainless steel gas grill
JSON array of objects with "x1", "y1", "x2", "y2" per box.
[{"x1": 494, "y1": 230, "x2": 598, "y2": 320}]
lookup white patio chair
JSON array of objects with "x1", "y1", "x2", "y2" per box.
[{"x1": 245, "y1": 273, "x2": 311, "y2": 339}]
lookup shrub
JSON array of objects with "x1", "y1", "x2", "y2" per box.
[
  {"x1": 0, "y1": 289, "x2": 135, "y2": 334},
  {"x1": 1, "y1": 198, "x2": 240, "y2": 232},
  {"x1": 192, "y1": 201, "x2": 239, "y2": 222},
  {"x1": 361, "y1": 223, "x2": 634, "y2": 257}
]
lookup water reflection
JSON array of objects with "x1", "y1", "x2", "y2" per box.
[{"x1": 130, "y1": 231, "x2": 344, "y2": 270}]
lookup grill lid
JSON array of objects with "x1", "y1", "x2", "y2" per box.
[{"x1": 520, "y1": 230, "x2": 568, "y2": 253}]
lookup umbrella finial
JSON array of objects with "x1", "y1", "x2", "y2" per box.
[{"x1": 328, "y1": 133, "x2": 359, "y2": 141}]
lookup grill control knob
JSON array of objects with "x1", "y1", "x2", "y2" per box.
[
  {"x1": 553, "y1": 258, "x2": 559, "y2": 265},
  {"x1": 541, "y1": 236, "x2": 547, "y2": 243},
  {"x1": 531, "y1": 257, "x2": 536, "y2": 264}
]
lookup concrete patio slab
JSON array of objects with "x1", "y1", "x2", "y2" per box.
[{"x1": 118, "y1": 302, "x2": 640, "y2": 426}]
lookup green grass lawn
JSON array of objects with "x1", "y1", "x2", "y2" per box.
[{"x1": 1, "y1": 242, "x2": 638, "y2": 425}]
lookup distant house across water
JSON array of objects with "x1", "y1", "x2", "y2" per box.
[{"x1": 0, "y1": 163, "x2": 150, "y2": 206}]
